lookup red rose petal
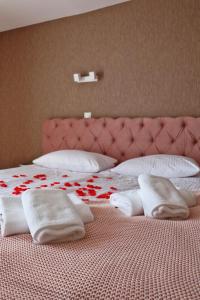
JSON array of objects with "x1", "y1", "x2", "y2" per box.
[
  {"x1": 87, "y1": 179, "x2": 94, "y2": 183},
  {"x1": 76, "y1": 190, "x2": 86, "y2": 197},
  {"x1": 110, "y1": 187, "x2": 117, "y2": 191},
  {"x1": 97, "y1": 193, "x2": 111, "y2": 199},
  {"x1": 64, "y1": 182, "x2": 72, "y2": 187},
  {"x1": 0, "y1": 183, "x2": 7, "y2": 188},
  {"x1": 88, "y1": 189, "x2": 96, "y2": 196}
]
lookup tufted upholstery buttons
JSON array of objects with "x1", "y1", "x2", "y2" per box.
[
  {"x1": 140, "y1": 153, "x2": 144, "y2": 156},
  {"x1": 193, "y1": 139, "x2": 197, "y2": 145},
  {"x1": 43, "y1": 117, "x2": 200, "y2": 164}
]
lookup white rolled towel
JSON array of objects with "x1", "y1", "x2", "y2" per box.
[
  {"x1": 68, "y1": 193, "x2": 94, "y2": 223},
  {"x1": 110, "y1": 190, "x2": 144, "y2": 216},
  {"x1": 22, "y1": 189, "x2": 85, "y2": 244},
  {"x1": 178, "y1": 189, "x2": 197, "y2": 207},
  {"x1": 138, "y1": 174, "x2": 189, "y2": 220},
  {"x1": 0, "y1": 197, "x2": 29, "y2": 237}
]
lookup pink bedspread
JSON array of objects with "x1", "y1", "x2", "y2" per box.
[{"x1": 1, "y1": 206, "x2": 200, "y2": 299}]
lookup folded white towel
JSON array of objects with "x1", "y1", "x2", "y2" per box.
[
  {"x1": 110, "y1": 190, "x2": 144, "y2": 216},
  {"x1": 0, "y1": 197, "x2": 29, "y2": 237},
  {"x1": 138, "y1": 174, "x2": 189, "y2": 220},
  {"x1": 0, "y1": 192, "x2": 94, "y2": 237},
  {"x1": 22, "y1": 189, "x2": 85, "y2": 244},
  {"x1": 68, "y1": 193, "x2": 94, "y2": 223}
]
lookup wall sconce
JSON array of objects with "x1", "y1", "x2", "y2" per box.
[{"x1": 73, "y1": 71, "x2": 98, "y2": 83}]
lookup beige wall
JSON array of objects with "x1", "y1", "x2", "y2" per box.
[{"x1": 0, "y1": 0, "x2": 200, "y2": 168}]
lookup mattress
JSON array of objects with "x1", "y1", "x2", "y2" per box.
[{"x1": 1, "y1": 165, "x2": 200, "y2": 299}]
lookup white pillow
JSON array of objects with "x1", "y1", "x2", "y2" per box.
[
  {"x1": 33, "y1": 150, "x2": 117, "y2": 172},
  {"x1": 111, "y1": 155, "x2": 200, "y2": 178}
]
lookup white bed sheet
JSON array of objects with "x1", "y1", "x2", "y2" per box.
[{"x1": 0, "y1": 165, "x2": 199, "y2": 207}]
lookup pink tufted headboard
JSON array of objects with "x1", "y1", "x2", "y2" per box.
[{"x1": 42, "y1": 117, "x2": 200, "y2": 164}]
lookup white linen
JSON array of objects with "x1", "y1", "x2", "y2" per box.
[
  {"x1": 22, "y1": 189, "x2": 85, "y2": 244},
  {"x1": 33, "y1": 150, "x2": 117, "y2": 172},
  {"x1": 138, "y1": 174, "x2": 189, "y2": 219},
  {"x1": 110, "y1": 190, "x2": 144, "y2": 216},
  {"x1": 0, "y1": 165, "x2": 199, "y2": 209},
  {"x1": 111, "y1": 155, "x2": 200, "y2": 178},
  {"x1": 0, "y1": 197, "x2": 29, "y2": 237}
]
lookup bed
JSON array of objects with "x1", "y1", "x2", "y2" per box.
[{"x1": 1, "y1": 117, "x2": 200, "y2": 299}]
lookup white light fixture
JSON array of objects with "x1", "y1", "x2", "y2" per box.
[{"x1": 73, "y1": 71, "x2": 98, "y2": 83}]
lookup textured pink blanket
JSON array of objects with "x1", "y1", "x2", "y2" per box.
[{"x1": 1, "y1": 206, "x2": 200, "y2": 299}]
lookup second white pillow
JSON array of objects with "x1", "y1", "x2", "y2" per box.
[{"x1": 111, "y1": 154, "x2": 200, "y2": 178}]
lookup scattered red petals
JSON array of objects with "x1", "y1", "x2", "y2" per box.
[
  {"x1": 13, "y1": 174, "x2": 27, "y2": 178},
  {"x1": 97, "y1": 192, "x2": 111, "y2": 199},
  {"x1": 34, "y1": 174, "x2": 47, "y2": 180},
  {"x1": 110, "y1": 187, "x2": 117, "y2": 191},
  {"x1": 74, "y1": 182, "x2": 81, "y2": 187},
  {"x1": 86, "y1": 184, "x2": 102, "y2": 190},
  {"x1": 76, "y1": 190, "x2": 86, "y2": 197},
  {"x1": 87, "y1": 179, "x2": 94, "y2": 183},
  {"x1": 62, "y1": 175, "x2": 68, "y2": 178},
  {"x1": 88, "y1": 189, "x2": 96, "y2": 196},
  {"x1": 23, "y1": 180, "x2": 34, "y2": 185},
  {"x1": 64, "y1": 182, "x2": 72, "y2": 187},
  {"x1": 0, "y1": 183, "x2": 7, "y2": 188}
]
